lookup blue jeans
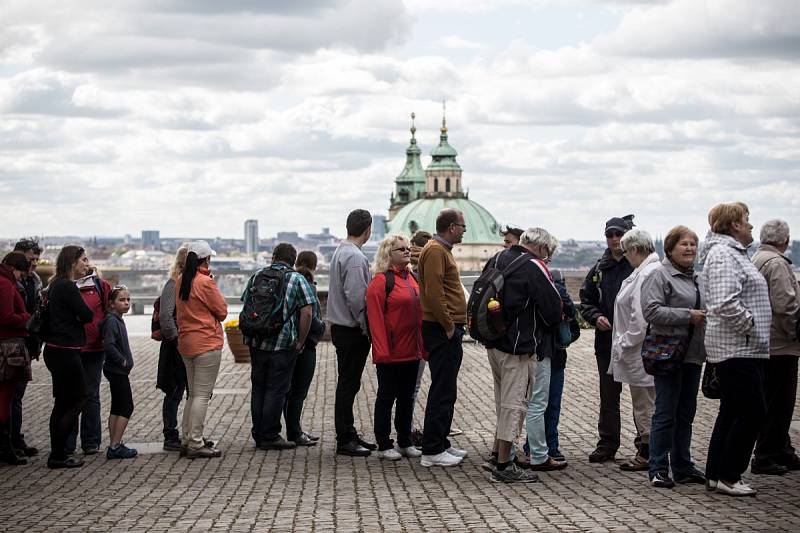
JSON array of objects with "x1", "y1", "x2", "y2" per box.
[
  {"x1": 250, "y1": 347, "x2": 298, "y2": 443},
  {"x1": 526, "y1": 357, "x2": 552, "y2": 465},
  {"x1": 65, "y1": 351, "x2": 104, "y2": 452},
  {"x1": 545, "y1": 365, "x2": 565, "y2": 456},
  {"x1": 649, "y1": 363, "x2": 702, "y2": 478}
]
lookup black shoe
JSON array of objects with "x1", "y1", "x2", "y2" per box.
[
  {"x1": 588, "y1": 448, "x2": 616, "y2": 463},
  {"x1": 294, "y1": 433, "x2": 318, "y2": 447},
  {"x1": 356, "y1": 436, "x2": 377, "y2": 451},
  {"x1": 47, "y1": 456, "x2": 85, "y2": 469},
  {"x1": 304, "y1": 432, "x2": 320, "y2": 442},
  {"x1": 549, "y1": 450, "x2": 566, "y2": 462},
  {"x1": 163, "y1": 439, "x2": 182, "y2": 452},
  {"x1": 337, "y1": 441, "x2": 371, "y2": 457},
  {"x1": 13, "y1": 437, "x2": 39, "y2": 457},
  {"x1": 650, "y1": 472, "x2": 675, "y2": 489},
  {"x1": 751, "y1": 460, "x2": 789, "y2": 476},
  {"x1": 203, "y1": 437, "x2": 216, "y2": 449},
  {"x1": 259, "y1": 437, "x2": 297, "y2": 450},
  {"x1": 778, "y1": 454, "x2": 800, "y2": 471},
  {"x1": 675, "y1": 468, "x2": 707, "y2": 485},
  {"x1": 82, "y1": 447, "x2": 99, "y2": 456}
]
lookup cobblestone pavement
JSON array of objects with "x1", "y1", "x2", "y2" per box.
[{"x1": 3, "y1": 332, "x2": 800, "y2": 532}]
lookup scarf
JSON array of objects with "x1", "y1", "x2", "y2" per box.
[{"x1": 669, "y1": 256, "x2": 694, "y2": 277}]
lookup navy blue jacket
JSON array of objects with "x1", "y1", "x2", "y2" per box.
[{"x1": 101, "y1": 313, "x2": 133, "y2": 375}]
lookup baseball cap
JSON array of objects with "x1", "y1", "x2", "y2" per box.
[
  {"x1": 605, "y1": 214, "x2": 635, "y2": 234},
  {"x1": 187, "y1": 240, "x2": 216, "y2": 258}
]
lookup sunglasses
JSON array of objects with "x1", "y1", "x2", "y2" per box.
[
  {"x1": 605, "y1": 230, "x2": 624, "y2": 239},
  {"x1": 392, "y1": 247, "x2": 411, "y2": 253}
]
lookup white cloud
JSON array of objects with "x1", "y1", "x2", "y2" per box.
[{"x1": 438, "y1": 36, "x2": 484, "y2": 50}]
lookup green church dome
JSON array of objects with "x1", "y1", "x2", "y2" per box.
[{"x1": 386, "y1": 197, "x2": 502, "y2": 245}]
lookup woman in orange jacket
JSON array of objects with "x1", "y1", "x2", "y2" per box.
[{"x1": 175, "y1": 241, "x2": 227, "y2": 459}]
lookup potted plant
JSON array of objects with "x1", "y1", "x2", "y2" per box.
[{"x1": 223, "y1": 319, "x2": 250, "y2": 363}]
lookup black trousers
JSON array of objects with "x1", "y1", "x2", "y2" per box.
[
  {"x1": 706, "y1": 358, "x2": 767, "y2": 483},
  {"x1": 43, "y1": 347, "x2": 87, "y2": 461},
  {"x1": 250, "y1": 347, "x2": 298, "y2": 443},
  {"x1": 284, "y1": 344, "x2": 317, "y2": 441},
  {"x1": 374, "y1": 360, "x2": 420, "y2": 451},
  {"x1": 332, "y1": 325, "x2": 371, "y2": 445},
  {"x1": 595, "y1": 354, "x2": 622, "y2": 453},
  {"x1": 421, "y1": 321, "x2": 464, "y2": 456},
  {"x1": 754, "y1": 355, "x2": 798, "y2": 464}
]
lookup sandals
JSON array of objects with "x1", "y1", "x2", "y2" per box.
[{"x1": 620, "y1": 454, "x2": 649, "y2": 471}]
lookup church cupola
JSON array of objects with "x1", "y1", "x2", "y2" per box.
[
  {"x1": 425, "y1": 102, "x2": 464, "y2": 198},
  {"x1": 389, "y1": 112, "x2": 427, "y2": 220}
]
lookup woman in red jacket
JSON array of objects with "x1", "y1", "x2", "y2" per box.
[
  {"x1": 0, "y1": 252, "x2": 32, "y2": 465},
  {"x1": 366, "y1": 234, "x2": 426, "y2": 460}
]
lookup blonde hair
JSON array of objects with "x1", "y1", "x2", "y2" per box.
[
  {"x1": 373, "y1": 234, "x2": 410, "y2": 274},
  {"x1": 708, "y1": 202, "x2": 749, "y2": 236},
  {"x1": 169, "y1": 244, "x2": 189, "y2": 280}
]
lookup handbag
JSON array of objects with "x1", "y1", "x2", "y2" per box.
[
  {"x1": 701, "y1": 362, "x2": 721, "y2": 399},
  {"x1": 641, "y1": 279, "x2": 701, "y2": 376},
  {"x1": 25, "y1": 289, "x2": 49, "y2": 334}
]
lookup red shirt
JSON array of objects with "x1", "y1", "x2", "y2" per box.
[
  {"x1": 366, "y1": 267, "x2": 425, "y2": 364},
  {"x1": 0, "y1": 266, "x2": 29, "y2": 340}
]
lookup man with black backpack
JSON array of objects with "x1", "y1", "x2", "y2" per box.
[
  {"x1": 241, "y1": 243, "x2": 315, "y2": 450},
  {"x1": 476, "y1": 228, "x2": 563, "y2": 482}
]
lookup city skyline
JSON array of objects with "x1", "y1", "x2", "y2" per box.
[{"x1": 1, "y1": 1, "x2": 798, "y2": 240}]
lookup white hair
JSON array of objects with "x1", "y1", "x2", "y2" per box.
[
  {"x1": 760, "y1": 219, "x2": 790, "y2": 246},
  {"x1": 620, "y1": 228, "x2": 655, "y2": 256},
  {"x1": 520, "y1": 227, "x2": 553, "y2": 250}
]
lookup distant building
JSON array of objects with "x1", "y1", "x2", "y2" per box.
[
  {"x1": 276, "y1": 231, "x2": 300, "y2": 244},
  {"x1": 386, "y1": 111, "x2": 502, "y2": 271},
  {"x1": 371, "y1": 214, "x2": 387, "y2": 241},
  {"x1": 141, "y1": 230, "x2": 161, "y2": 249},
  {"x1": 244, "y1": 219, "x2": 259, "y2": 254}
]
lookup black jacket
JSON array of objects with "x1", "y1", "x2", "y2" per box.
[
  {"x1": 42, "y1": 278, "x2": 93, "y2": 348},
  {"x1": 551, "y1": 270, "x2": 580, "y2": 370},
  {"x1": 578, "y1": 249, "x2": 633, "y2": 357},
  {"x1": 483, "y1": 246, "x2": 563, "y2": 357}
]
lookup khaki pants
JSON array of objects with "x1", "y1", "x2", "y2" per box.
[
  {"x1": 181, "y1": 350, "x2": 221, "y2": 450},
  {"x1": 487, "y1": 348, "x2": 534, "y2": 443},
  {"x1": 629, "y1": 385, "x2": 656, "y2": 446}
]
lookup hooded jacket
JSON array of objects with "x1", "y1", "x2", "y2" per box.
[
  {"x1": 101, "y1": 312, "x2": 133, "y2": 375},
  {"x1": 579, "y1": 249, "x2": 634, "y2": 358},
  {"x1": 752, "y1": 244, "x2": 800, "y2": 357},
  {"x1": 482, "y1": 246, "x2": 563, "y2": 357},
  {"x1": 699, "y1": 231, "x2": 771, "y2": 363}
]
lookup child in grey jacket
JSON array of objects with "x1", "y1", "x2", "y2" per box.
[{"x1": 101, "y1": 286, "x2": 138, "y2": 460}]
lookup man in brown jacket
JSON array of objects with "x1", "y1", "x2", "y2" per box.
[
  {"x1": 751, "y1": 219, "x2": 800, "y2": 474},
  {"x1": 417, "y1": 208, "x2": 468, "y2": 467}
]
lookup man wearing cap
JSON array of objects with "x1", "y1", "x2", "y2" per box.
[{"x1": 579, "y1": 215, "x2": 636, "y2": 463}]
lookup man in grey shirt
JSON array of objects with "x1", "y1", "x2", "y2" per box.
[{"x1": 328, "y1": 209, "x2": 375, "y2": 456}]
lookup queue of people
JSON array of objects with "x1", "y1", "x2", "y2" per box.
[{"x1": 0, "y1": 203, "x2": 797, "y2": 500}]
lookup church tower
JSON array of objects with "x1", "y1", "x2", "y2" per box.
[
  {"x1": 389, "y1": 113, "x2": 427, "y2": 220},
  {"x1": 425, "y1": 103, "x2": 464, "y2": 199}
]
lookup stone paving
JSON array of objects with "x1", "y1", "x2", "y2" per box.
[{"x1": 3, "y1": 331, "x2": 800, "y2": 532}]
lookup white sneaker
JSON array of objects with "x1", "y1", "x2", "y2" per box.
[
  {"x1": 397, "y1": 446, "x2": 422, "y2": 458},
  {"x1": 716, "y1": 479, "x2": 756, "y2": 497},
  {"x1": 421, "y1": 451, "x2": 463, "y2": 467},
  {"x1": 706, "y1": 479, "x2": 718, "y2": 491},
  {"x1": 446, "y1": 446, "x2": 468, "y2": 458},
  {"x1": 375, "y1": 448, "x2": 402, "y2": 461}
]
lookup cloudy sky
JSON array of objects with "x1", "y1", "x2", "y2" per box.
[{"x1": 1, "y1": 0, "x2": 798, "y2": 241}]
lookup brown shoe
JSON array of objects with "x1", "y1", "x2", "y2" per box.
[
  {"x1": 620, "y1": 454, "x2": 649, "y2": 471},
  {"x1": 530, "y1": 457, "x2": 568, "y2": 471}
]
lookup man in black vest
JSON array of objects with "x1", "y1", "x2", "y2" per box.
[{"x1": 579, "y1": 216, "x2": 635, "y2": 463}]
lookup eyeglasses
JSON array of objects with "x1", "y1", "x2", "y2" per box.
[
  {"x1": 605, "y1": 230, "x2": 624, "y2": 239},
  {"x1": 392, "y1": 247, "x2": 411, "y2": 253},
  {"x1": 452, "y1": 223, "x2": 467, "y2": 230}
]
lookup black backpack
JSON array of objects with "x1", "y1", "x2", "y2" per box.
[
  {"x1": 467, "y1": 251, "x2": 531, "y2": 344},
  {"x1": 239, "y1": 266, "x2": 293, "y2": 340}
]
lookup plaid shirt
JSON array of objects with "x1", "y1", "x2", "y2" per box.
[
  {"x1": 699, "y1": 231, "x2": 771, "y2": 363},
  {"x1": 244, "y1": 264, "x2": 317, "y2": 352}
]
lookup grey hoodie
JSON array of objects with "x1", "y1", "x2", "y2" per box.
[
  {"x1": 327, "y1": 241, "x2": 371, "y2": 335},
  {"x1": 699, "y1": 231, "x2": 771, "y2": 363}
]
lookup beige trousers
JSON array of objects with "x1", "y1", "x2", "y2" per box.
[
  {"x1": 629, "y1": 385, "x2": 656, "y2": 445},
  {"x1": 487, "y1": 348, "x2": 534, "y2": 443},
  {"x1": 181, "y1": 349, "x2": 222, "y2": 450}
]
